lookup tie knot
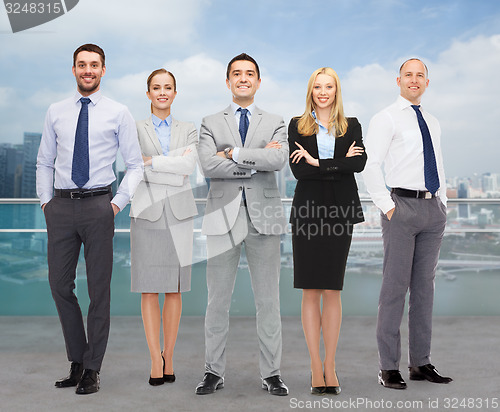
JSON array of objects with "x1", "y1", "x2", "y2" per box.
[
  {"x1": 411, "y1": 104, "x2": 421, "y2": 112},
  {"x1": 238, "y1": 107, "x2": 248, "y2": 116},
  {"x1": 80, "y1": 97, "x2": 91, "y2": 105}
]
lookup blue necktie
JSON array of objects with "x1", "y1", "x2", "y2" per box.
[
  {"x1": 72, "y1": 97, "x2": 91, "y2": 188},
  {"x1": 238, "y1": 107, "x2": 249, "y2": 146},
  {"x1": 411, "y1": 105, "x2": 440, "y2": 195}
]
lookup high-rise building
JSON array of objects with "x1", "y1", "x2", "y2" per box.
[
  {"x1": 0, "y1": 144, "x2": 24, "y2": 198},
  {"x1": 457, "y1": 181, "x2": 470, "y2": 219},
  {"x1": 21, "y1": 132, "x2": 42, "y2": 198}
]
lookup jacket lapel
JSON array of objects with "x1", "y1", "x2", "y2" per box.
[
  {"x1": 244, "y1": 106, "x2": 262, "y2": 147},
  {"x1": 144, "y1": 116, "x2": 163, "y2": 155},
  {"x1": 223, "y1": 106, "x2": 244, "y2": 147},
  {"x1": 169, "y1": 118, "x2": 180, "y2": 151}
]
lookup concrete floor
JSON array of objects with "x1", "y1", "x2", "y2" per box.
[{"x1": 1, "y1": 316, "x2": 498, "y2": 412}]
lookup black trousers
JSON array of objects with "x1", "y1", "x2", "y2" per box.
[{"x1": 44, "y1": 193, "x2": 115, "y2": 371}]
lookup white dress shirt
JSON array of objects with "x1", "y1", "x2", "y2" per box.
[
  {"x1": 362, "y1": 95, "x2": 447, "y2": 214},
  {"x1": 36, "y1": 91, "x2": 143, "y2": 210}
]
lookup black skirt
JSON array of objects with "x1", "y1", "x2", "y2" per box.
[{"x1": 291, "y1": 218, "x2": 353, "y2": 290}]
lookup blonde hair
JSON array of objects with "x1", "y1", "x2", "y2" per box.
[{"x1": 297, "y1": 67, "x2": 348, "y2": 137}]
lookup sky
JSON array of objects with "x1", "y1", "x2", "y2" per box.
[{"x1": 1, "y1": 0, "x2": 499, "y2": 177}]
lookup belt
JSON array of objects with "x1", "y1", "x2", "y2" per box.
[
  {"x1": 54, "y1": 186, "x2": 112, "y2": 199},
  {"x1": 391, "y1": 187, "x2": 435, "y2": 199}
]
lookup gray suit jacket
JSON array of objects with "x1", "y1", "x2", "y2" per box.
[
  {"x1": 198, "y1": 105, "x2": 288, "y2": 236},
  {"x1": 130, "y1": 116, "x2": 198, "y2": 223}
]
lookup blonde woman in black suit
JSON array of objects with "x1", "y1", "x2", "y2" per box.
[
  {"x1": 130, "y1": 69, "x2": 198, "y2": 385},
  {"x1": 288, "y1": 67, "x2": 366, "y2": 395}
]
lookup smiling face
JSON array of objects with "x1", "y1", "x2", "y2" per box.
[
  {"x1": 312, "y1": 73, "x2": 337, "y2": 112},
  {"x1": 72, "y1": 51, "x2": 105, "y2": 96},
  {"x1": 146, "y1": 72, "x2": 177, "y2": 117},
  {"x1": 226, "y1": 60, "x2": 261, "y2": 107},
  {"x1": 397, "y1": 59, "x2": 429, "y2": 105}
]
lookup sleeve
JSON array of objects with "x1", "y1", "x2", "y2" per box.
[
  {"x1": 235, "y1": 116, "x2": 289, "y2": 172},
  {"x1": 36, "y1": 106, "x2": 57, "y2": 206},
  {"x1": 198, "y1": 116, "x2": 252, "y2": 179},
  {"x1": 112, "y1": 108, "x2": 144, "y2": 210},
  {"x1": 151, "y1": 122, "x2": 198, "y2": 176},
  {"x1": 318, "y1": 118, "x2": 367, "y2": 174},
  {"x1": 361, "y1": 111, "x2": 396, "y2": 214},
  {"x1": 288, "y1": 118, "x2": 322, "y2": 180}
]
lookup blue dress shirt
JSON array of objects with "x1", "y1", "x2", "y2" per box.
[
  {"x1": 151, "y1": 113, "x2": 172, "y2": 156},
  {"x1": 313, "y1": 111, "x2": 335, "y2": 159},
  {"x1": 36, "y1": 91, "x2": 144, "y2": 210}
]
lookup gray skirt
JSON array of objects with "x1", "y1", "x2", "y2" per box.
[{"x1": 130, "y1": 200, "x2": 193, "y2": 293}]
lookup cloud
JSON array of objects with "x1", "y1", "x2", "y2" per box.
[{"x1": 0, "y1": 0, "x2": 209, "y2": 59}]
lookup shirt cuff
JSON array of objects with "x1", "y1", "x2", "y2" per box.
[
  {"x1": 232, "y1": 147, "x2": 240, "y2": 163},
  {"x1": 111, "y1": 194, "x2": 128, "y2": 211}
]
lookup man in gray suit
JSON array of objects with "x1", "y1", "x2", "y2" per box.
[{"x1": 195, "y1": 53, "x2": 289, "y2": 396}]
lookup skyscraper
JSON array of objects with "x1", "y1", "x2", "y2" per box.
[{"x1": 21, "y1": 132, "x2": 42, "y2": 198}]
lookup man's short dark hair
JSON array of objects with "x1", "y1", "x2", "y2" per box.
[
  {"x1": 226, "y1": 53, "x2": 260, "y2": 79},
  {"x1": 73, "y1": 44, "x2": 105, "y2": 67}
]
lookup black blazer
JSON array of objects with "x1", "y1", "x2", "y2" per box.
[{"x1": 288, "y1": 116, "x2": 367, "y2": 225}]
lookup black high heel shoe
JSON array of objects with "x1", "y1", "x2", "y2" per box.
[
  {"x1": 325, "y1": 372, "x2": 341, "y2": 395},
  {"x1": 310, "y1": 372, "x2": 326, "y2": 395},
  {"x1": 149, "y1": 353, "x2": 165, "y2": 386},
  {"x1": 161, "y1": 352, "x2": 176, "y2": 383}
]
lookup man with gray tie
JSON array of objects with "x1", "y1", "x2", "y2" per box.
[
  {"x1": 362, "y1": 58, "x2": 452, "y2": 389},
  {"x1": 195, "y1": 53, "x2": 289, "y2": 396},
  {"x1": 36, "y1": 44, "x2": 143, "y2": 395}
]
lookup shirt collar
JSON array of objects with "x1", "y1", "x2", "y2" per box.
[
  {"x1": 397, "y1": 95, "x2": 422, "y2": 111},
  {"x1": 312, "y1": 110, "x2": 328, "y2": 131},
  {"x1": 151, "y1": 113, "x2": 172, "y2": 127},
  {"x1": 74, "y1": 90, "x2": 101, "y2": 106},
  {"x1": 231, "y1": 102, "x2": 255, "y2": 116}
]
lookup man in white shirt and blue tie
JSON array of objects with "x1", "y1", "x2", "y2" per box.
[
  {"x1": 362, "y1": 58, "x2": 452, "y2": 389},
  {"x1": 36, "y1": 44, "x2": 143, "y2": 395}
]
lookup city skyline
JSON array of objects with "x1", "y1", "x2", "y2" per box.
[{"x1": 1, "y1": 0, "x2": 500, "y2": 177}]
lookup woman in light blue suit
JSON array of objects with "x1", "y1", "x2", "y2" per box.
[{"x1": 130, "y1": 69, "x2": 198, "y2": 386}]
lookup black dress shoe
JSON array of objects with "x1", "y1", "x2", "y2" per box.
[
  {"x1": 378, "y1": 370, "x2": 407, "y2": 389},
  {"x1": 161, "y1": 352, "x2": 175, "y2": 382},
  {"x1": 195, "y1": 372, "x2": 224, "y2": 395},
  {"x1": 325, "y1": 372, "x2": 341, "y2": 395},
  {"x1": 55, "y1": 362, "x2": 83, "y2": 388},
  {"x1": 409, "y1": 364, "x2": 452, "y2": 384},
  {"x1": 311, "y1": 385, "x2": 326, "y2": 395},
  {"x1": 262, "y1": 375, "x2": 289, "y2": 396},
  {"x1": 75, "y1": 369, "x2": 100, "y2": 395},
  {"x1": 310, "y1": 372, "x2": 326, "y2": 395},
  {"x1": 163, "y1": 373, "x2": 176, "y2": 383},
  {"x1": 149, "y1": 376, "x2": 164, "y2": 386}
]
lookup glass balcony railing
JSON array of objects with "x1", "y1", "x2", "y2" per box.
[{"x1": 1, "y1": 199, "x2": 499, "y2": 316}]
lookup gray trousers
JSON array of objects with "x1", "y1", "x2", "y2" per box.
[
  {"x1": 204, "y1": 205, "x2": 282, "y2": 379},
  {"x1": 44, "y1": 193, "x2": 115, "y2": 371},
  {"x1": 377, "y1": 193, "x2": 446, "y2": 370}
]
